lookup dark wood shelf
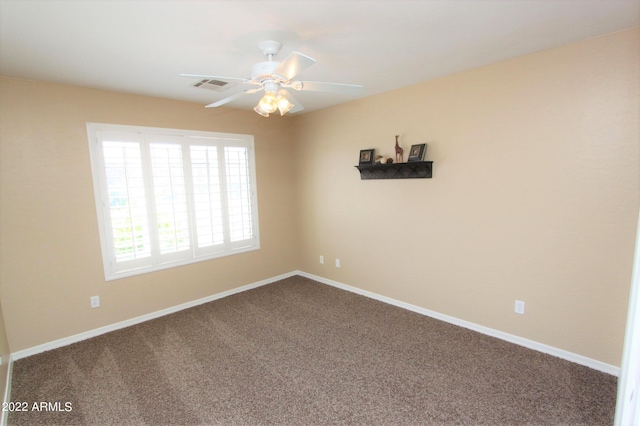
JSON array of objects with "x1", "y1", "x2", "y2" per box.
[{"x1": 355, "y1": 161, "x2": 433, "y2": 180}]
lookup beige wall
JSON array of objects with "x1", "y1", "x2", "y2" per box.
[
  {"x1": 292, "y1": 28, "x2": 639, "y2": 366},
  {"x1": 0, "y1": 78, "x2": 298, "y2": 352},
  {"x1": 0, "y1": 27, "x2": 637, "y2": 369}
]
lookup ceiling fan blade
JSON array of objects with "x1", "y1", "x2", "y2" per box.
[
  {"x1": 293, "y1": 80, "x2": 363, "y2": 95},
  {"x1": 180, "y1": 73, "x2": 250, "y2": 83},
  {"x1": 272, "y1": 51, "x2": 316, "y2": 81},
  {"x1": 205, "y1": 88, "x2": 262, "y2": 108}
]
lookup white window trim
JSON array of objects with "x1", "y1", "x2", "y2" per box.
[{"x1": 87, "y1": 123, "x2": 260, "y2": 281}]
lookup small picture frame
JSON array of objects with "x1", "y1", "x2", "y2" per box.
[
  {"x1": 359, "y1": 149, "x2": 375, "y2": 165},
  {"x1": 407, "y1": 143, "x2": 427, "y2": 162}
]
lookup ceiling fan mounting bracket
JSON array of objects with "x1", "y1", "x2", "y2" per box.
[{"x1": 258, "y1": 40, "x2": 282, "y2": 58}]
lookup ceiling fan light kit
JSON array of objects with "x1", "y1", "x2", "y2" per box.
[
  {"x1": 276, "y1": 93, "x2": 294, "y2": 115},
  {"x1": 181, "y1": 40, "x2": 363, "y2": 117}
]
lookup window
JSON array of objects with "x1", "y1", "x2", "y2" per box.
[{"x1": 87, "y1": 123, "x2": 259, "y2": 280}]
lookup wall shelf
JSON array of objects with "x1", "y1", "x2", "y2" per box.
[{"x1": 355, "y1": 161, "x2": 433, "y2": 180}]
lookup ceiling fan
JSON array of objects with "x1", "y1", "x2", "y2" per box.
[{"x1": 181, "y1": 40, "x2": 363, "y2": 117}]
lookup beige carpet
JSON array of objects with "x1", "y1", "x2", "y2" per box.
[{"x1": 9, "y1": 275, "x2": 616, "y2": 425}]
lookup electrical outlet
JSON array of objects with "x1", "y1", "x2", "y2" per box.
[
  {"x1": 515, "y1": 300, "x2": 525, "y2": 315},
  {"x1": 91, "y1": 296, "x2": 100, "y2": 308},
  {"x1": 319, "y1": 255, "x2": 324, "y2": 264},
  {"x1": 335, "y1": 258, "x2": 341, "y2": 268}
]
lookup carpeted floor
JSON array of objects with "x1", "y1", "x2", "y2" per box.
[{"x1": 9, "y1": 275, "x2": 616, "y2": 425}]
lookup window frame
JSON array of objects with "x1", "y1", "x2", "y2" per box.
[{"x1": 87, "y1": 123, "x2": 260, "y2": 281}]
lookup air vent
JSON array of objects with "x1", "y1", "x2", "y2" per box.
[
  {"x1": 192, "y1": 78, "x2": 240, "y2": 92},
  {"x1": 194, "y1": 79, "x2": 229, "y2": 90}
]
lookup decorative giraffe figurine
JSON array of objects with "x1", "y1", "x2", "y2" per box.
[{"x1": 394, "y1": 135, "x2": 404, "y2": 163}]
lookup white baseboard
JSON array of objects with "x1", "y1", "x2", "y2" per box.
[
  {"x1": 12, "y1": 269, "x2": 619, "y2": 377},
  {"x1": 296, "y1": 271, "x2": 620, "y2": 376},
  {"x1": 12, "y1": 271, "x2": 298, "y2": 361}
]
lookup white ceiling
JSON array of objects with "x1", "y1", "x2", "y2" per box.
[{"x1": 1, "y1": 0, "x2": 638, "y2": 115}]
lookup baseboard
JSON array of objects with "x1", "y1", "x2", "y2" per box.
[
  {"x1": 297, "y1": 271, "x2": 620, "y2": 376},
  {"x1": 12, "y1": 271, "x2": 298, "y2": 361},
  {"x1": 1, "y1": 354, "x2": 13, "y2": 426},
  {"x1": 12, "y1": 269, "x2": 619, "y2": 377}
]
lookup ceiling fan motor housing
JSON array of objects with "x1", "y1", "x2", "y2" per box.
[{"x1": 251, "y1": 61, "x2": 283, "y2": 83}]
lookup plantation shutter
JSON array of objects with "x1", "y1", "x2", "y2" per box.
[{"x1": 88, "y1": 123, "x2": 259, "y2": 280}]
